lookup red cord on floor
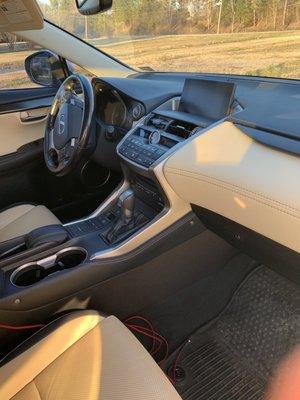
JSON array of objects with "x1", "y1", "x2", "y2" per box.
[
  {"x1": 124, "y1": 316, "x2": 188, "y2": 385},
  {"x1": 123, "y1": 315, "x2": 169, "y2": 365},
  {"x1": 124, "y1": 315, "x2": 156, "y2": 353},
  {"x1": 0, "y1": 323, "x2": 45, "y2": 331},
  {"x1": 170, "y1": 343, "x2": 186, "y2": 383}
]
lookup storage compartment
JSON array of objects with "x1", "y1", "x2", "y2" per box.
[{"x1": 11, "y1": 247, "x2": 87, "y2": 287}]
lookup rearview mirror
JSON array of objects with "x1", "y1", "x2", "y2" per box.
[
  {"x1": 76, "y1": 0, "x2": 112, "y2": 15},
  {"x1": 25, "y1": 51, "x2": 70, "y2": 88}
]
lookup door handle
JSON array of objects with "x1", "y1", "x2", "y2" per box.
[{"x1": 19, "y1": 108, "x2": 49, "y2": 124}]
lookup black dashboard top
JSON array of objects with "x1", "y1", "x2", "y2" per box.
[
  {"x1": 95, "y1": 72, "x2": 300, "y2": 157},
  {"x1": 93, "y1": 77, "x2": 181, "y2": 113}
]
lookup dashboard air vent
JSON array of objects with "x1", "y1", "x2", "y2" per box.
[
  {"x1": 166, "y1": 120, "x2": 197, "y2": 139},
  {"x1": 147, "y1": 115, "x2": 170, "y2": 130},
  {"x1": 146, "y1": 113, "x2": 199, "y2": 140}
]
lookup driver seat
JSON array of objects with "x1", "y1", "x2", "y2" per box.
[{"x1": 0, "y1": 204, "x2": 61, "y2": 243}]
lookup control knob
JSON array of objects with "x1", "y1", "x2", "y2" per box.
[{"x1": 149, "y1": 130, "x2": 161, "y2": 145}]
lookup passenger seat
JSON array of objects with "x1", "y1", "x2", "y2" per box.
[{"x1": 0, "y1": 310, "x2": 181, "y2": 400}]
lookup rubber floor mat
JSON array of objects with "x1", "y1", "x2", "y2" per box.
[{"x1": 170, "y1": 266, "x2": 300, "y2": 400}]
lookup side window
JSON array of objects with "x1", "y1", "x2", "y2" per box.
[
  {"x1": 0, "y1": 33, "x2": 43, "y2": 90},
  {"x1": 0, "y1": 33, "x2": 95, "y2": 90}
]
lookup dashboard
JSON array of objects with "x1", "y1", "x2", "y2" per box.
[
  {"x1": 93, "y1": 72, "x2": 300, "y2": 159},
  {"x1": 91, "y1": 71, "x2": 300, "y2": 259},
  {"x1": 117, "y1": 78, "x2": 236, "y2": 169}
]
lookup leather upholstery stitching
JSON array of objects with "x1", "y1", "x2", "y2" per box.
[
  {"x1": 165, "y1": 167, "x2": 300, "y2": 216},
  {"x1": 33, "y1": 381, "x2": 42, "y2": 400},
  {"x1": 166, "y1": 169, "x2": 300, "y2": 220}
]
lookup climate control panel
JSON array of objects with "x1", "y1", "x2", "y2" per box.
[
  {"x1": 118, "y1": 126, "x2": 168, "y2": 168},
  {"x1": 117, "y1": 112, "x2": 199, "y2": 169}
]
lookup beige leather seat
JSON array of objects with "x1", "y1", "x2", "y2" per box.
[
  {"x1": 0, "y1": 204, "x2": 60, "y2": 243},
  {"x1": 0, "y1": 310, "x2": 181, "y2": 400}
]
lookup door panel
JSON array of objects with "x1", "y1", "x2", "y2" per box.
[
  {"x1": 0, "y1": 108, "x2": 48, "y2": 156},
  {"x1": 0, "y1": 86, "x2": 57, "y2": 212}
]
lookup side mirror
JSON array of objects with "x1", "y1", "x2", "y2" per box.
[
  {"x1": 25, "y1": 51, "x2": 69, "y2": 88},
  {"x1": 76, "y1": 0, "x2": 112, "y2": 15}
]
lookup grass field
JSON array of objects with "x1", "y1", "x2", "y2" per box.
[
  {"x1": 1, "y1": 30, "x2": 300, "y2": 89},
  {"x1": 99, "y1": 30, "x2": 300, "y2": 77}
]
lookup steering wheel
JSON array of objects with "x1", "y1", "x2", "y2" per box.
[{"x1": 44, "y1": 74, "x2": 94, "y2": 176}]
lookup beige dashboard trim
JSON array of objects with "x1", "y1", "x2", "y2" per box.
[{"x1": 164, "y1": 121, "x2": 300, "y2": 253}]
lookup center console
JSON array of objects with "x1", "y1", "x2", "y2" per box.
[
  {"x1": 117, "y1": 78, "x2": 236, "y2": 171},
  {"x1": 0, "y1": 78, "x2": 236, "y2": 305}
]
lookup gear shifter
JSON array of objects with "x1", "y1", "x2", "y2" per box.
[
  {"x1": 118, "y1": 189, "x2": 135, "y2": 223},
  {"x1": 104, "y1": 189, "x2": 136, "y2": 244}
]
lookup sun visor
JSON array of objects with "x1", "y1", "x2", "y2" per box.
[{"x1": 0, "y1": 0, "x2": 43, "y2": 31}]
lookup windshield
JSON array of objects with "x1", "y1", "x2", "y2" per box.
[{"x1": 40, "y1": 0, "x2": 300, "y2": 79}]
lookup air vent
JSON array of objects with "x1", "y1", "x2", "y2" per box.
[
  {"x1": 166, "y1": 120, "x2": 197, "y2": 139},
  {"x1": 146, "y1": 113, "x2": 199, "y2": 140},
  {"x1": 147, "y1": 115, "x2": 170, "y2": 130}
]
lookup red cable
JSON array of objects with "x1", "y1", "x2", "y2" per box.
[
  {"x1": 125, "y1": 323, "x2": 169, "y2": 365},
  {"x1": 123, "y1": 315, "x2": 170, "y2": 365},
  {"x1": 125, "y1": 324, "x2": 160, "y2": 356},
  {"x1": 123, "y1": 316, "x2": 156, "y2": 353},
  {"x1": 171, "y1": 343, "x2": 186, "y2": 383},
  {"x1": 124, "y1": 315, "x2": 169, "y2": 364},
  {"x1": 125, "y1": 324, "x2": 162, "y2": 348},
  {"x1": 130, "y1": 325, "x2": 162, "y2": 356},
  {"x1": 123, "y1": 315, "x2": 155, "y2": 330},
  {"x1": 150, "y1": 335, "x2": 163, "y2": 356},
  {"x1": 0, "y1": 323, "x2": 45, "y2": 331}
]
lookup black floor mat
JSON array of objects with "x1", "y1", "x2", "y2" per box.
[{"x1": 170, "y1": 266, "x2": 300, "y2": 400}]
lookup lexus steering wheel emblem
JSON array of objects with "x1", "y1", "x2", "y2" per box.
[{"x1": 59, "y1": 114, "x2": 65, "y2": 135}]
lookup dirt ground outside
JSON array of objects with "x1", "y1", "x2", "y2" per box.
[{"x1": 1, "y1": 30, "x2": 300, "y2": 89}]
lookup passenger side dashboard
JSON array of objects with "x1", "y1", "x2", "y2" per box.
[
  {"x1": 94, "y1": 73, "x2": 300, "y2": 257},
  {"x1": 164, "y1": 121, "x2": 300, "y2": 254}
]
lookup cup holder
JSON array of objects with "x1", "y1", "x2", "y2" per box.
[
  {"x1": 56, "y1": 248, "x2": 87, "y2": 269},
  {"x1": 11, "y1": 247, "x2": 87, "y2": 287},
  {"x1": 11, "y1": 264, "x2": 46, "y2": 287}
]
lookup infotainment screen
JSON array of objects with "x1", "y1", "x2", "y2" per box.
[{"x1": 179, "y1": 79, "x2": 236, "y2": 122}]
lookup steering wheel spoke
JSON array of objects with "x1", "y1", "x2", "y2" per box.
[
  {"x1": 48, "y1": 128, "x2": 56, "y2": 151},
  {"x1": 43, "y1": 74, "x2": 94, "y2": 176}
]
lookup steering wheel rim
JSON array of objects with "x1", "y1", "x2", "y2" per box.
[{"x1": 44, "y1": 74, "x2": 94, "y2": 176}]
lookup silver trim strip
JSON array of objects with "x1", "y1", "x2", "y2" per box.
[{"x1": 64, "y1": 179, "x2": 129, "y2": 226}]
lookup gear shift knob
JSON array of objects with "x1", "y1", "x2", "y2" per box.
[{"x1": 118, "y1": 188, "x2": 135, "y2": 222}]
